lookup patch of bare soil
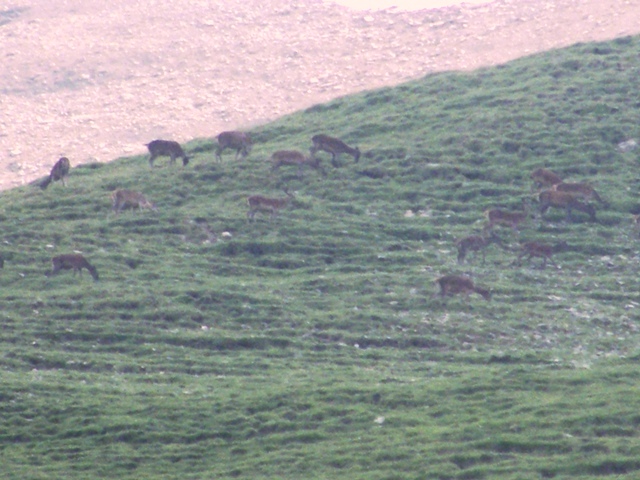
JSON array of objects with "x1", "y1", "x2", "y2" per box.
[{"x1": 1, "y1": 0, "x2": 639, "y2": 190}]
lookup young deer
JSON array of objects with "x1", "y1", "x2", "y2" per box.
[
  {"x1": 515, "y1": 241, "x2": 559, "y2": 269},
  {"x1": 552, "y1": 182, "x2": 606, "y2": 204},
  {"x1": 145, "y1": 139, "x2": 189, "y2": 167},
  {"x1": 455, "y1": 231, "x2": 504, "y2": 265},
  {"x1": 435, "y1": 274, "x2": 491, "y2": 301},
  {"x1": 111, "y1": 189, "x2": 157, "y2": 214},
  {"x1": 484, "y1": 200, "x2": 529, "y2": 232},
  {"x1": 40, "y1": 157, "x2": 71, "y2": 189},
  {"x1": 538, "y1": 190, "x2": 596, "y2": 222},
  {"x1": 271, "y1": 150, "x2": 324, "y2": 177},
  {"x1": 46, "y1": 254, "x2": 99, "y2": 281},
  {"x1": 215, "y1": 131, "x2": 252, "y2": 161},
  {"x1": 310, "y1": 134, "x2": 360, "y2": 167},
  {"x1": 530, "y1": 168, "x2": 562, "y2": 190},
  {"x1": 247, "y1": 189, "x2": 294, "y2": 222}
]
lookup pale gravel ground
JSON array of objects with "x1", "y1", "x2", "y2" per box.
[{"x1": 1, "y1": 0, "x2": 639, "y2": 190}]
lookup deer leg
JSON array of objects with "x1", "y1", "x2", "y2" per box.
[
  {"x1": 149, "y1": 154, "x2": 157, "y2": 167},
  {"x1": 331, "y1": 153, "x2": 339, "y2": 168},
  {"x1": 565, "y1": 205, "x2": 572, "y2": 222}
]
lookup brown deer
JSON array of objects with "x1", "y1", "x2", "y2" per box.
[
  {"x1": 484, "y1": 200, "x2": 529, "y2": 232},
  {"x1": 538, "y1": 190, "x2": 596, "y2": 222},
  {"x1": 215, "y1": 131, "x2": 252, "y2": 161},
  {"x1": 455, "y1": 231, "x2": 504, "y2": 265},
  {"x1": 515, "y1": 241, "x2": 559, "y2": 269},
  {"x1": 111, "y1": 189, "x2": 157, "y2": 214},
  {"x1": 531, "y1": 168, "x2": 562, "y2": 190},
  {"x1": 310, "y1": 134, "x2": 360, "y2": 167},
  {"x1": 45, "y1": 254, "x2": 99, "y2": 281},
  {"x1": 552, "y1": 182, "x2": 606, "y2": 205},
  {"x1": 247, "y1": 189, "x2": 294, "y2": 222},
  {"x1": 145, "y1": 139, "x2": 189, "y2": 167},
  {"x1": 271, "y1": 150, "x2": 324, "y2": 177},
  {"x1": 435, "y1": 274, "x2": 491, "y2": 301},
  {"x1": 40, "y1": 157, "x2": 71, "y2": 189}
]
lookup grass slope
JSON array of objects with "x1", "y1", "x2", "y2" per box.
[{"x1": 2, "y1": 35, "x2": 640, "y2": 479}]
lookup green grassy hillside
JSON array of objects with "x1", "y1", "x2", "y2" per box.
[{"x1": 2, "y1": 35, "x2": 640, "y2": 479}]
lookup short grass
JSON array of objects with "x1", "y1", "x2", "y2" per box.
[{"x1": 2, "y1": 35, "x2": 640, "y2": 479}]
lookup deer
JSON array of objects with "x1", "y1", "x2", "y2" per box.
[
  {"x1": 530, "y1": 168, "x2": 562, "y2": 190},
  {"x1": 538, "y1": 190, "x2": 596, "y2": 222},
  {"x1": 455, "y1": 231, "x2": 505, "y2": 265},
  {"x1": 514, "y1": 241, "x2": 560, "y2": 269},
  {"x1": 484, "y1": 199, "x2": 529, "y2": 232},
  {"x1": 40, "y1": 157, "x2": 71, "y2": 189},
  {"x1": 552, "y1": 182, "x2": 606, "y2": 205},
  {"x1": 145, "y1": 139, "x2": 189, "y2": 167},
  {"x1": 45, "y1": 253, "x2": 99, "y2": 281},
  {"x1": 111, "y1": 189, "x2": 157, "y2": 214},
  {"x1": 247, "y1": 189, "x2": 295, "y2": 222},
  {"x1": 435, "y1": 274, "x2": 491, "y2": 301},
  {"x1": 271, "y1": 150, "x2": 324, "y2": 177},
  {"x1": 310, "y1": 134, "x2": 360, "y2": 167},
  {"x1": 215, "y1": 131, "x2": 252, "y2": 161}
]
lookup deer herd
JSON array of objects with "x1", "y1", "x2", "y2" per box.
[{"x1": 30, "y1": 133, "x2": 627, "y2": 304}]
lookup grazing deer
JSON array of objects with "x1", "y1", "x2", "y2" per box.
[
  {"x1": 271, "y1": 150, "x2": 324, "y2": 177},
  {"x1": 215, "y1": 131, "x2": 252, "y2": 161},
  {"x1": 145, "y1": 139, "x2": 189, "y2": 167},
  {"x1": 45, "y1": 254, "x2": 99, "y2": 281},
  {"x1": 552, "y1": 182, "x2": 606, "y2": 205},
  {"x1": 111, "y1": 189, "x2": 157, "y2": 214},
  {"x1": 531, "y1": 168, "x2": 562, "y2": 190},
  {"x1": 435, "y1": 274, "x2": 491, "y2": 301},
  {"x1": 40, "y1": 157, "x2": 71, "y2": 189},
  {"x1": 310, "y1": 134, "x2": 360, "y2": 167},
  {"x1": 538, "y1": 190, "x2": 596, "y2": 222},
  {"x1": 484, "y1": 200, "x2": 529, "y2": 232},
  {"x1": 515, "y1": 241, "x2": 559, "y2": 269},
  {"x1": 247, "y1": 189, "x2": 294, "y2": 222},
  {"x1": 455, "y1": 231, "x2": 504, "y2": 265}
]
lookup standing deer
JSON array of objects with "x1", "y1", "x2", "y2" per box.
[
  {"x1": 40, "y1": 157, "x2": 71, "y2": 189},
  {"x1": 435, "y1": 274, "x2": 491, "y2": 301},
  {"x1": 515, "y1": 241, "x2": 560, "y2": 269},
  {"x1": 531, "y1": 168, "x2": 562, "y2": 190},
  {"x1": 111, "y1": 189, "x2": 157, "y2": 214},
  {"x1": 455, "y1": 231, "x2": 504, "y2": 265},
  {"x1": 215, "y1": 131, "x2": 252, "y2": 161},
  {"x1": 45, "y1": 254, "x2": 99, "y2": 281},
  {"x1": 247, "y1": 189, "x2": 294, "y2": 222},
  {"x1": 552, "y1": 182, "x2": 606, "y2": 205},
  {"x1": 484, "y1": 200, "x2": 529, "y2": 232},
  {"x1": 538, "y1": 190, "x2": 596, "y2": 222},
  {"x1": 145, "y1": 139, "x2": 189, "y2": 167},
  {"x1": 271, "y1": 150, "x2": 324, "y2": 178},
  {"x1": 310, "y1": 134, "x2": 360, "y2": 167}
]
